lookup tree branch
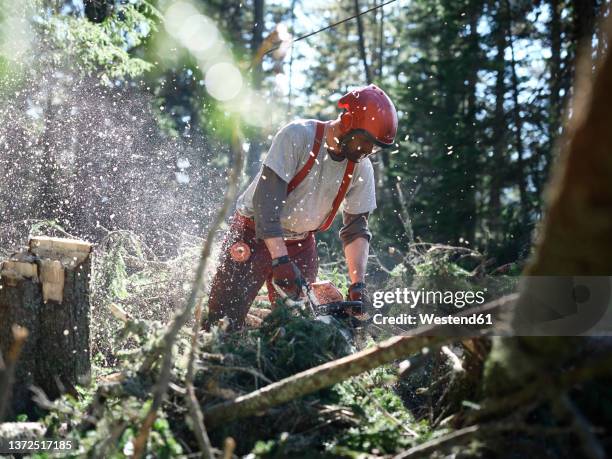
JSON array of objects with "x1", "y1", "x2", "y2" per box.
[
  {"x1": 393, "y1": 421, "x2": 572, "y2": 459},
  {"x1": 204, "y1": 335, "x2": 453, "y2": 427},
  {"x1": 184, "y1": 302, "x2": 214, "y2": 458},
  {"x1": 132, "y1": 122, "x2": 245, "y2": 458}
]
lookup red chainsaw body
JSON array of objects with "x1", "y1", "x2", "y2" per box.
[{"x1": 309, "y1": 280, "x2": 344, "y2": 305}]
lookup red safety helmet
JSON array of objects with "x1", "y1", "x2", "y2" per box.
[{"x1": 337, "y1": 84, "x2": 398, "y2": 147}]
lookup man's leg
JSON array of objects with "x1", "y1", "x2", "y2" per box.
[{"x1": 205, "y1": 219, "x2": 272, "y2": 331}]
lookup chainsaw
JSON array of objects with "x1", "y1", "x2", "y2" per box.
[
  {"x1": 271, "y1": 279, "x2": 367, "y2": 347},
  {"x1": 261, "y1": 279, "x2": 386, "y2": 353},
  {"x1": 271, "y1": 279, "x2": 364, "y2": 319}
]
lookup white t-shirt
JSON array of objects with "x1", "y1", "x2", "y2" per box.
[{"x1": 236, "y1": 119, "x2": 377, "y2": 240}]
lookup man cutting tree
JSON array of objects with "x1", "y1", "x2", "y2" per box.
[{"x1": 204, "y1": 84, "x2": 398, "y2": 331}]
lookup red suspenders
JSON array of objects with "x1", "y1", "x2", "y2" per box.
[
  {"x1": 286, "y1": 121, "x2": 355, "y2": 232},
  {"x1": 287, "y1": 121, "x2": 326, "y2": 193},
  {"x1": 319, "y1": 160, "x2": 355, "y2": 231}
]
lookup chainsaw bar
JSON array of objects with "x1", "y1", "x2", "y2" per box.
[{"x1": 315, "y1": 300, "x2": 364, "y2": 318}]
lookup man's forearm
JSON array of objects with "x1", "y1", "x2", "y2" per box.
[
  {"x1": 264, "y1": 237, "x2": 288, "y2": 259},
  {"x1": 344, "y1": 237, "x2": 369, "y2": 283}
]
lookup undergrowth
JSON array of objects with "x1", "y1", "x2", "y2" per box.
[{"x1": 1, "y1": 222, "x2": 522, "y2": 458}]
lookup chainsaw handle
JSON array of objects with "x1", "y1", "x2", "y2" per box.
[{"x1": 271, "y1": 278, "x2": 306, "y2": 308}]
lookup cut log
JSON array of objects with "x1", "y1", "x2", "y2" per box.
[
  {"x1": 0, "y1": 236, "x2": 92, "y2": 419},
  {"x1": 0, "y1": 256, "x2": 42, "y2": 419}
]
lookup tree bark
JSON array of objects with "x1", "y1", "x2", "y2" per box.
[
  {"x1": 0, "y1": 237, "x2": 92, "y2": 419},
  {"x1": 564, "y1": 0, "x2": 598, "y2": 113},
  {"x1": 354, "y1": 0, "x2": 372, "y2": 84},
  {"x1": 377, "y1": 0, "x2": 384, "y2": 80},
  {"x1": 287, "y1": 0, "x2": 297, "y2": 115},
  {"x1": 506, "y1": 1, "x2": 529, "y2": 226},
  {"x1": 571, "y1": 0, "x2": 598, "y2": 60},
  {"x1": 0, "y1": 325, "x2": 29, "y2": 421},
  {"x1": 462, "y1": 0, "x2": 481, "y2": 245},
  {"x1": 375, "y1": 0, "x2": 391, "y2": 211},
  {"x1": 595, "y1": 2, "x2": 611, "y2": 63},
  {"x1": 38, "y1": 95, "x2": 63, "y2": 221},
  {"x1": 245, "y1": 0, "x2": 266, "y2": 180},
  {"x1": 488, "y1": 0, "x2": 507, "y2": 250},
  {"x1": 547, "y1": 0, "x2": 562, "y2": 182}
]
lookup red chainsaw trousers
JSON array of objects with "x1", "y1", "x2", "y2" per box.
[{"x1": 204, "y1": 213, "x2": 318, "y2": 331}]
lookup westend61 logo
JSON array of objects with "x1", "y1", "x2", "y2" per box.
[{"x1": 372, "y1": 288, "x2": 487, "y2": 309}]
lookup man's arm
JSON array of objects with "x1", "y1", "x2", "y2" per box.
[
  {"x1": 252, "y1": 165, "x2": 289, "y2": 257},
  {"x1": 253, "y1": 166, "x2": 307, "y2": 298},
  {"x1": 264, "y1": 237, "x2": 288, "y2": 258},
  {"x1": 340, "y1": 212, "x2": 372, "y2": 283},
  {"x1": 344, "y1": 237, "x2": 369, "y2": 283}
]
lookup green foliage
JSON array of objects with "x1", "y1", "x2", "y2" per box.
[
  {"x1": 27, "y1": 219, "x2": 72, "y2": 239},
  {"x1": 40, "y1": 390, "x2": 183, "y2": 458},
  {"x1": 413, "y1": 256, "x2": 471, "y2": 279},
  {"x1": 90, "y1": 230, "x2": 189, "y2": 361},
  {"x1": 34, "y1": 310, "x2": 189, "y2": 457},
  {"x1": 325, "y1": 366, "x2": 427, "y2": 455},
  {"x1": 317, "y1": 264, "x2": 350, "y2": 297},
  {"x1": 0, "y1": 0, "x2": 31, "y2": 88},
  {"x1": 36, "y1": 0, "x2": 161, "y2": 84},
  {"x1": 242, "y1": 365, "x2": 430, "y2": 458},
  {"x1": 105, "y1": 244, "x2": 130, "y2": 301},
  {"x1": 215, "y1": 307, "x2": 352, "y2": 381}
]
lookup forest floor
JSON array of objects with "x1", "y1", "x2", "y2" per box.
[{"x1": 2, "y1": 223, "x2": 610, "y2": 458}]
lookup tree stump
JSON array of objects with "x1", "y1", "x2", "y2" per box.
[{"x1": 0, "y1": 237, "x2": 92, "y2": 419}]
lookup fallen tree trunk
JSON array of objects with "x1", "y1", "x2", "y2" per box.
[
  {"x1": 203, "y1": 294, "x2": 517, "y2": 427},
  {"x1": 204, "y1": 335, "x2": 453, "y2": 427},
  {"x1": 0, "y1": 237, "x2": 92, "y2": 419}
]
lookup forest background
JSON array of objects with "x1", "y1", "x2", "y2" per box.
[
  {"x1": 1, "y1": 1, "x2": 612, "y2": 458},
  {"x1": 2, "y1": 0, "x2": 608, "y2": 272}
]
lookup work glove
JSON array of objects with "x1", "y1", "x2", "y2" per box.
[
  {"x1": 347, "y1": 281, "x2": 371, "y2": 316},
  {"x1": 272, "y1": 255, "x2": 305, "y2": 299}
]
